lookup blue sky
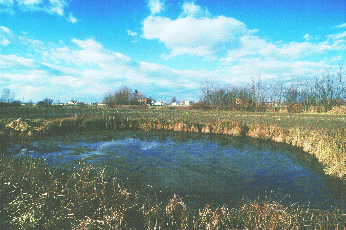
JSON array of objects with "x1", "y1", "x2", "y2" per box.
[{"x1": 0, "y1": 0, "x2": 345, "y2": 103}]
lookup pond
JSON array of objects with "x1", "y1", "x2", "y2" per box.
[{"x1": 9, "y1": 130, "x2": 346, "y2": 210}]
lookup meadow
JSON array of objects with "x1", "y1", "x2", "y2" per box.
[{"x1": 1, "y1": 105, "x2": 346, "y2": 229}]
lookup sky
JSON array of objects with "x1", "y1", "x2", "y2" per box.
[{"x1": 0, "y1": 0, "x2": 345, "y2": 103}]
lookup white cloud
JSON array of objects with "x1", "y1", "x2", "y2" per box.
[
  {"x1": 68, "y1": 12, "x2": 77, "y2": 23},
  {"x1": 19, "y1": 36, "x2": 44, "y2": 49},
  {"x1": 219, "y1": 59, "x2": 328, "y2": 83},
  {"x1": 0, "y1": 0, "x2": 14, "y2": 13},
  {"x1": 127, "y1": 30, "x2": 138, "y2": 37},
  {"x1": 0, "y1": 26, "x2": 12, "y2": 46},
  {"x1": 328, "y1": 31, "x2": 346, "y2": 41},
  {"x1": 72, "y1": 38, "x2": 103, "y2": 51},
  {"x1": 221, "y1": 32, "x2": 345, "y2": 65},
  {"x1": 0, "y1": 26, "x2": 11, "y2": 33},
  {"x1": 148, "y1": 0, "x2": 164, "y2": 15},
  {"x1": 0, "y1": 38, "x2": 9, "y2": 45},
  {"x1": 143, "y1": 14, "x2": 247, "y2": 59},
  {"x1": 181, "y1": 2, "x2": 210, "y2": 18},
  {"x1": 334, "y1": 23, "x2": 346, "y2": 29},
  {"x1": 143, "y1": 1, "x2": 252, "y2": 59},
  {"x1": 72, "y1": 38, "x2": 118, "y2": 65},
  {"x1": 17, "y1": 0, "x2": 44, "y2": 11},
  {"x1": 303, "y1": 34, "x2": 312, "y2": 41},
  {"x1": 49, "y1": 75, "x2": 85, "y2": 88},
  {"x1": 48, "y1": 0, "x2": 66, "y2": 16},
  {"x1": 0, "y1": 54, "x2": 36, "y2": 67},
  {"x1": 2, "y1": 0, "x2": 69, "y2": 16},
  {"x1": 330, "y1": 55, "x2": 342, "y2": 62}
]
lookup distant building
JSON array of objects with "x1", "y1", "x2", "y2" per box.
[
  {"x1": 182, "y1": 100, "x2": 191, "y2": 106},
  {"x1": 154, "y1": 101, "x2": 167, "y2": 106},
  {"x1": 138, "y1": 98, "x2": 148, "y2": 105}
]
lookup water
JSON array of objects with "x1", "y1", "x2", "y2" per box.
[{"x1": 9, "y1": 130, "x2": 346, "y2": 210}]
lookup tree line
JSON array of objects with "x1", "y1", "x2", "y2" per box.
[{"x1": 199, "y1": 67, "x2": 346, "y2": 112}]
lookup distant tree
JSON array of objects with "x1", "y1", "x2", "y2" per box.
[
  {"x1": 170, "y1": 96, "x2": 177, "y2": 104},
  {"x1": 37, "y1": 97, "x2": 53, "y2": 106},
  {"x1": 103, "y1": 86, "x2": 146, "y2": 106},
  {"x1": 43, "y1": 97, "x2": 53, "y2": 105},
  {"x1": 1, "y1": 88, "x2": 14, "y2": 104},
  {"x1": 27, "y1": 99, "x2": 34, "y2": 106},
  {"x1": 146, "y1": 97, "x2": 154, "y2": 105}
]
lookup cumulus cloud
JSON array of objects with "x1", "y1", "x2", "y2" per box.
[
  {"x1": 142, "y1": 0, "x2": 345, "y2": 87},
  {"x1": 143, "y1": 13, "x2": 247, "y2": 59}
]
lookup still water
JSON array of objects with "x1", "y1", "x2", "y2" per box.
[{"x1": 11, "y1": 130, "x2": 346, "y2": 209}]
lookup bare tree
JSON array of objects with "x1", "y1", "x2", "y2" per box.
[{"x1": 1, "y1": 88, "x2": 14, "y2": 103}]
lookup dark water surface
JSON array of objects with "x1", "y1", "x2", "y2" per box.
[{"x1": 10, "y1": 130, "x2": 346, "y2": 210}]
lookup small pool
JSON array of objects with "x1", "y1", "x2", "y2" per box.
[{"x1": 10, "y1": 130, "x2": 346, "y2": 210}]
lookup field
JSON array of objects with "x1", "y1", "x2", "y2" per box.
[
  {"x1": 1, "y1": 105, "x2": 346, "y2": 228},
  {"x1": 1, "y1": 104, "x2": 346, "y2": 129}
]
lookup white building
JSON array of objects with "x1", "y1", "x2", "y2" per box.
[
  {"x1": 181, "y1": 100, "x2": 191, "y2": 106},
  {"x1": 154, "y1": 101, "x2": 167, "y2": 106}
]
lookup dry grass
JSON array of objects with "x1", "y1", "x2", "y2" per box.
[
  {"x1": 1, "y1": 105, "x2": 346, "y2": 228},
  {"x1": 1, "y1": 154, "x2": 346, "y2": 229}
]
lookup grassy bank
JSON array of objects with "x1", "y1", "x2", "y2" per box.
[
  {"x1": 1, "y1": 105, "x2": 346, "y2": 228},
  {"x1": 1, "y1": 154, "x2": 346, "y2": 229}
]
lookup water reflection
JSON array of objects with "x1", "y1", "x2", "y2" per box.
[{"x1": 10, "y1": 130, "x2": 346, "y2": 210}]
